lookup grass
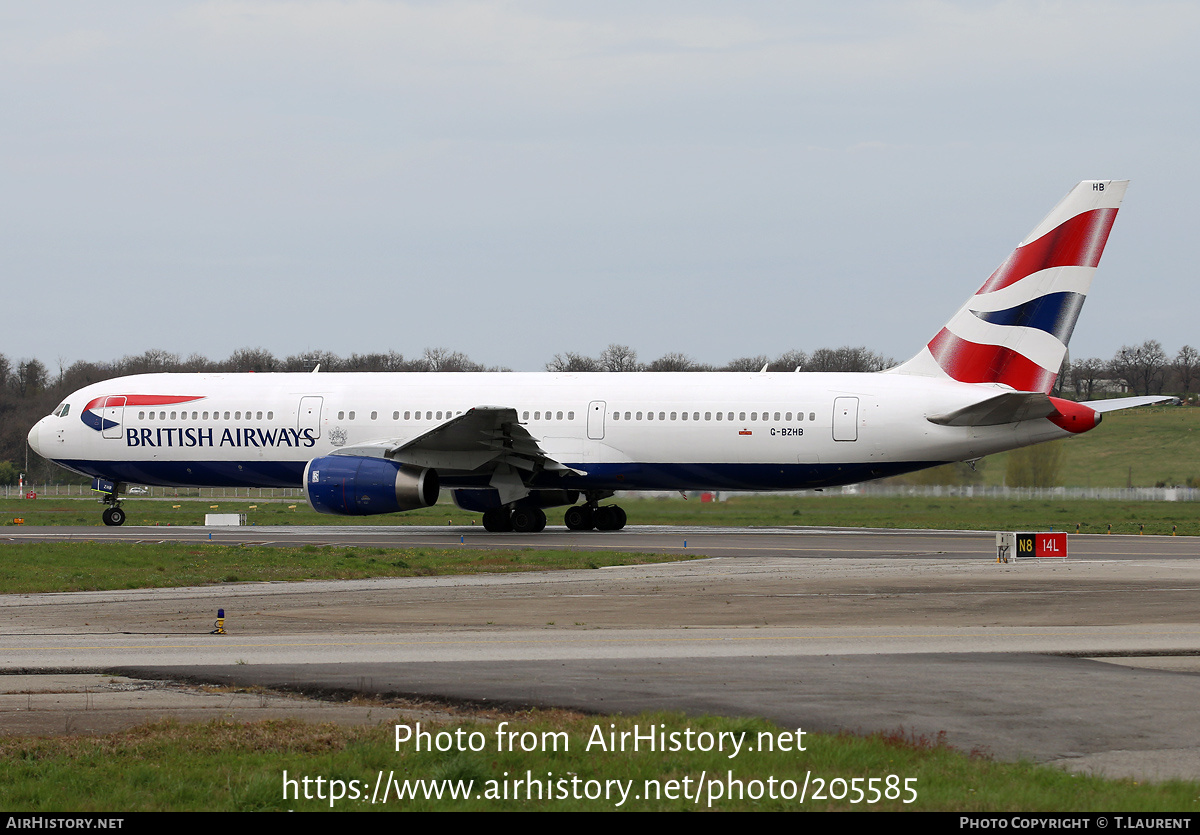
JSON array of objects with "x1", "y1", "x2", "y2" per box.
[
  {"x1": 0, "y1": 542, "x2": 689, "y2": 594},
  {"x1": 3, "y1": 492, "x2": 1199, "y2": 536},
  {"x1": 2, "y1": 712, "x2": 1197, "y2": 811},
  {"x1": 944, "y1": 405, "x2": 1200, "y2": 488}
]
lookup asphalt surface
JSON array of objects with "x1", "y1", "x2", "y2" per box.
[{"x1": 3, "y1": 524, "x2": 1200, "y2": 782}]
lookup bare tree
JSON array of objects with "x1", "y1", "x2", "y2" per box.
[
  {"x1": 11, "y1": 358, "x2": 48, "y2": 397},
  {"x1": 343, "y1": 351, "x2": 414, "y2": 372},
  {"x1": 724, "y1": 355, "x2": 771, "y2": 372},
  {"x1": 598, "y1": 344, "x2": 640, "y2": 372},
  {"x1": 1110, "y1": 341, "x2": 1169, "y2": 395},
  {"x1": 224, "y1": 347, "x2": 278, "y2": 373},
  {"x1": 284, "y1": 350, "x2": 342, "y2": 372},
  {"x1": 806, "y1": 346, "x2": 893, "y2": 372},
  {"x1": 1174, "y1": 345, "x2": 1200, "y2": 397},
  {"x1": 771, "y1": 349, "x2": 808, "y2": 372},
  {"x1": 647, "y1": 352, "x2": 707, "y2": 372},
  {"x1": 1069, "y1": 357, "x2": 1106, "y2": 400},
  {"x1": 422, "y1": 347, "x2": 484, "y2": 372},
  {"x1": 546, "y1": 352, "x2": 601, "y2": 372}
]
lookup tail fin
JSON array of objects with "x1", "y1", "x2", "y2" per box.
[{"x1": 892, "y1": 180, "x2": 1128, "y2": 394}]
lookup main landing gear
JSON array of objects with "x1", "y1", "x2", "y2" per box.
[
  {"x1": 480, "y1": 500, "x2": 628, "y2": 533},
  {"x1": 481, "y1": 507, "x2": 545, "y2": 533},
  {"x1": 564, "y1": 503, "x2": 626, "y2": 531}
]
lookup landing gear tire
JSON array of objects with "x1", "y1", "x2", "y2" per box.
[
  {"x1": 102, "y1": 506, "x2": 126, "y2": 527},
  {"x1": 510, "y1": 507, "x2": 547, "y2": 533},
  {"x1": 482, "y1": 508, "x2": 513, "y2": 532},
  {"x1": 594, "y1": 505, "x2": 627, "y2": 531},
  {"x1": 564, "y1": 505, "x2": 595, "y2": 531}
]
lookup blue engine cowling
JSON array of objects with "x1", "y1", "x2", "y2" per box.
[{"x1": 304, "y1": 456, "x2": 439, "y2": 516}]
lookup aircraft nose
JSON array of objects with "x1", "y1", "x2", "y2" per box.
[{"x1": 27, "y1": 418, "x2": 45, "y2": 457}]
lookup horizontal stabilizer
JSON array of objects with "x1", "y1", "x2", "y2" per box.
[
  {"x1": 1082, "y1": 395, "x2": 1174, "y2": 413},
  {"x1": 928, "y1": 391, "x2": 1056, "y2": 427}
]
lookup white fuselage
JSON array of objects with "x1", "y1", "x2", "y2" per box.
[{"x1": 29, "y1": 370, "x2": 1074, "y2": 493}]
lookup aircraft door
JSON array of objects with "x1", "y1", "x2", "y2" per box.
[
  {"x1": 298, "y1": 396, "x2": 323, "y2": 440},
  {"x1": 587, "y1": 400, "x2": 606, "y2": 440},
  {"x1": 101, "y1": 396, "x2": 126, "y2": 440},
  {"x1": 833, "y1": 397, "x2": 859, "y2": 442}
]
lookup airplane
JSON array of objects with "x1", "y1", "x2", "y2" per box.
[{"x1": 27, "y1": 180, "x2": 1165, "y2": 532}]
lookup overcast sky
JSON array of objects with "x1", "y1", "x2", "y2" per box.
[{"x1": 3, "y1": 1, "x2": 1197, "y2": 372}]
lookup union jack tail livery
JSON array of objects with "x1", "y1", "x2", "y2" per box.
[{"x1": 894, "y1": 180, "x2": 1128, "y2": 394}]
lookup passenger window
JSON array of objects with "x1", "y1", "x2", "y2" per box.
[
  {"x1": 256, "y1": 411, "x2": 263, "y2": 420},
  {"x1": 636, "y1": 411, "x2": 643, "y2": 420},
  {"x1": 338, "y1": 411, "x2": 345, "y2": 420},
  {"x1": 371, "y1": 411, "x2": 378, "y2": 420},
  {"x1": 523, "y1": 411, "x2": 529, "y2": 420},
  {"x1": 557, "y1": 411, "x2": 563, "y2": 420},
  {"x1": 567, "y1": 411, "x2": 574, "y2": 420},
  {"x1": 349, "y1": 411, "x2": 356, "y2": 420},
  {"x1": 670, "y1": 412, "x2": 677, "y2": 420},
  {"x1": 534, "y1": 411, "x2": 541, "y2": 420},
  {"x1": 704, "y1": 412, "x2": 711, "y2": 421},
  {"x1": 658, "y1": 412, "x2": 665, "y2": 420},
  {"x1": 809, "y1": 412, "x2": 815, "y2": 421},
  {"x1": 139, "y1": 411, "x2": 145, "y2": 420},
  {"x1": 612, "y1": 412, "x2": 620, "y2": 421},
  {"x1": 647, "y1": 412, "x2": 654, "y2": 421},
  {"x1": 681, "y1": 412, "x2": 688, "y2": 421},
  {"x1": 750, "y1": 412, "x2": 757, "y2": 421},
  {"x1": 624, "y1": 412, "x2": 631, "y2": 420},
  {"x1": 786, "y1": 412, "x2": 792, "y2": 421},
  {"x1": 716, "y1": 412, "x2": 723, "y2": 421},
  {"x1": 393, "y1": 411, "x2": 399, "y2": 420},
  {"x1": 235, "y1": 411, "x2": 241, "y2": 420},
  {"x1": 739, "y1": 412, "x2": 746, "y2": 421}
]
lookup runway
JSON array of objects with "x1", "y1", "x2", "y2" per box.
[
  {"x1": 5, "y1": 522, "x2": 1198, "y2": 560},
  {"x1": 3, "y1": 524, "x2": 1200, "y2": 781}
]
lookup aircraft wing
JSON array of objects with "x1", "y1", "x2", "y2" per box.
[
  {"x1": 331, "y1": 406, "x2": 586, "y2": 477},
  {"x1": 927, "y1": 392, "x2": 1056, "y2": 427}
]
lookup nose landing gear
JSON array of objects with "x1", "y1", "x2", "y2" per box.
[{"x1": 93, "y1": 478, "x2": 127, "y2": 526}]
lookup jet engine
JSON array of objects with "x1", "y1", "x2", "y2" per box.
[{"x1": 303, "y1": 456, "x2": 439, "y2": 516}]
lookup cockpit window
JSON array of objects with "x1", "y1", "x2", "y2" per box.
[{"x1": 53, "y1": 402, "x2": 70, "y2": 417}]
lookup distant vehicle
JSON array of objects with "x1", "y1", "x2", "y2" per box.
[
  {"x1": 126, "y1": 486, "x2": 148, "y2": 495},
  {"x1": 28, "y1": 180, "x2": 1168, "y2": 530}
]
